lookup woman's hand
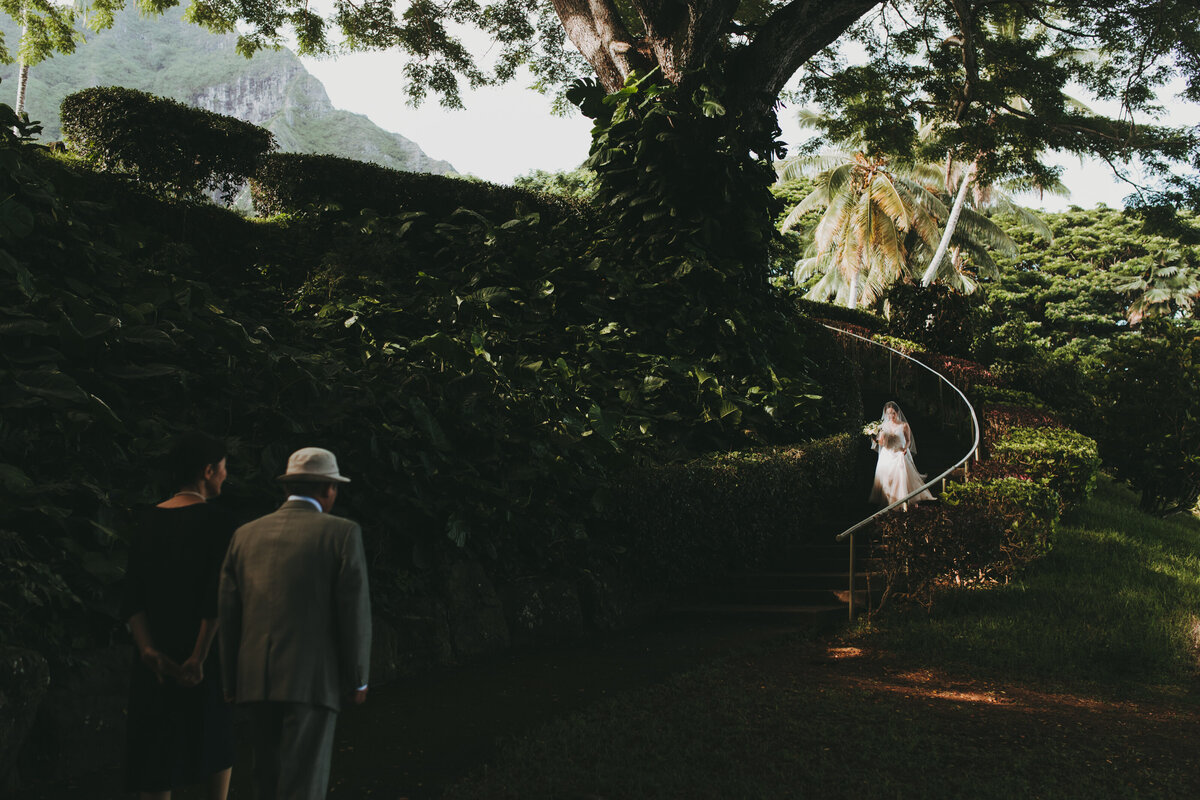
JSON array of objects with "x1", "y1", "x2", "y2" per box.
[
  {"x1": 140, "y1": 647, "x2": 180, "y2": 684},
  {"x1": 177, "y1": 656, "x2": 204, "y2": 688}
]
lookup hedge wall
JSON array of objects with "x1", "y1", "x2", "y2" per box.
[
  {"x1": 250, "y1": 152, "x2": 592, "y2": 224},
  {"x1": 60, "y1": 87, "x2": 274, "y2": 202},
  {"x1": 874, "y1": 476, "x2": 1061, "y2": 606},
  {"x1": 992, "y1": 426, "x2": 1101, "y2": 510},
  {"x1": 603, "y1": 432, "x2": 858, "y2": 588}
]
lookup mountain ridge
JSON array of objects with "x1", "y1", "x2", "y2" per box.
[{"x1": 0, "y1": 8, "x2": 456, "y2": 175}]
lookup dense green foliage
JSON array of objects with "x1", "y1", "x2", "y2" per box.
[
  {"x1": 1089, "y1": 321, "x2": 1200, "y2": 514},
  {"x1": 251, "y1": 152, "x2": 581, "y2": 222},
  {"x1": 567, "y1": 70, "x2": 780, "y2": 284},
  {"x1": 980, "y1": 404, "x2": 1064, "y2": 453},
  {"x1": 0, "y1": 96, "x2": 857, "y2": 658},
  {"x1": 60, "y1": 86, "x2": 275, "y2": 202},
  {"x1": 969, "y1": 206, "x2": 1200, "y2": 512},
  {"x1": 881, "y1": 282, "x2": 980, "y2": 359},
  {"x1": 512, "y1": 167, "x2": 596, "y2": 203},
  {"x1": 610, "y1": 433, "x2": 858, "y2": 587},
  {"x1": 970, "y1": 386, "x2": 1048, "y2": 410},
  {"x1": 789, "y1": 295, "x2": 886, "y2": 333},
  {"x1": 991, "y1": 426, "x2": 1101, "y2": 510},
  {"x1": 874, "y1": 474, "x2": 1062, "y2": 606}
]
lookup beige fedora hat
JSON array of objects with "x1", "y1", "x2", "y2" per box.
[{"x1": 277, "y1": 447, "x2": 351, "y2": 483}]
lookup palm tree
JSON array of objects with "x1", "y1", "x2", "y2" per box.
[
  {"x1": 777, "y1": 142, "x2": 1019, "y2": 307},
  {"x1": 920, "y1": 11, "x2": 1087, "y2": 285},
  {"x1": 779, "y1": 150, "x2": 944, "y2": 308},
  {"x1": 1118, "y1": 249, "x2": 1200, "y2": 325}
]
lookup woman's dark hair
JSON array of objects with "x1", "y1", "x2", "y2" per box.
[{"x1": 164, "y1": 433, "x2": 227, "y2": 490}]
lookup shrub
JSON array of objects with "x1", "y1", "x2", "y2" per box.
[
  {"x1": 981, "y1": 404, "x2": 1064, "y2": 450},
  {"x1": 874, "y1": 334, "x2": 925, "y2": 355},
  {"x1": 971, "y1": 386, "x2": 1050, "y2": 409},
  {"x1": 942, "y1": 478, "x2": 1061, "y2": 560},
  {"x1": 789, "y1": 295, "x2": 886, "y2": 332},
  {"x1": 604, "y1": 433, "x2": 858, "y2": 588},
  {"x1": 992, "y1": 426, "x2": 1101, "y2": 510},
  {"x1": 874, "y1": 476, "x2": 1061, "y2": 606},
  {"x1": 250, "y1": 152, "x2": 589, "y2": 223},
  {"x1": 921, "y1": 353, "x2": 997, "y2": 394},
  {"x1": 881, "y1": 281, "x2": 980, "y2": 358},
  {"x1": 59, "y1": 87, "x2": 275, "y2": 202}
]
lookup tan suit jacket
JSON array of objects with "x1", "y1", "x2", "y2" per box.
[{"x1": 218, "y1": 500, "x2": 371, "y2": 712}]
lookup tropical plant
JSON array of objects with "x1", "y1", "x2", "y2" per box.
[
  {"x1": 1117, "y1": 248, "x2": 1200, "y2": 325},
  {"x1": 778, "y1": 142, "x2": 1016, "y2": 307}
]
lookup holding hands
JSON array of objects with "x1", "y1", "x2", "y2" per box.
[{"x1": 138, "y1": 645, "x2": 204, "y2": 687}]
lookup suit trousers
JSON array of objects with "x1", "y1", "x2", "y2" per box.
[{"x1": 245, "y1": 701, "x2": 338, "y2": 800}]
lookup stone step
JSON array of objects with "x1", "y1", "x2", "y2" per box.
[
  {"x1": 670, "y1": 603, "x2": 848, "y2": 626},
  {"x1": 699, "y1": 586, "x2": 879, "y2": 607},
  {"x1": 718, "y1": 571, "x2": 882, "y2": 591}
]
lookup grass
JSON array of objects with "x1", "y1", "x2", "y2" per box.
[
  {"x1": 875, "y1": 477, "x2": 1200, "y2": 695},
  {"x1": 444, "y1": 475, "x2": 1200, "y2": 799}
]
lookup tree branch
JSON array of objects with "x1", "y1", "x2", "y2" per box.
[
  {"x1": 548, "y1": 0, "x2": 651, "y2": 91},
  {"x1": 731, "y1": 0, "x2": 881, "y2": 102}
]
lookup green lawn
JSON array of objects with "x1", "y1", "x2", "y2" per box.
[{"x1": 444, "y1": 476, "x2": 1200, "y2": 799}]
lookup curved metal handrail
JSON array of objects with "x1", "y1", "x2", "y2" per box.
[{"x1": 823, "y1": 324, "x2": 981, "y2": 543}]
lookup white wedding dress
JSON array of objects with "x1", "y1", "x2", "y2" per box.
[{"x1": 869, "y1": 420, "x2": 934, "y2": 506}]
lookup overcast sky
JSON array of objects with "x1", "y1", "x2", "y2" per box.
[{"x1": 300, "y1": 41, "x2": 1199, "y2": 214}]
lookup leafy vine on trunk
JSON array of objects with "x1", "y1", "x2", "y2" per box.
[{"x1": 568, "y1": 66, "x2": 783, "y2": 290}]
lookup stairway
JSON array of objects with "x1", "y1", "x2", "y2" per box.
[{"x1": 677, "y1": 540, "x2": 884, "y2": 625}]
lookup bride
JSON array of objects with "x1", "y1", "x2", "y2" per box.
[{"x1": 869, "y1": 401, "x2": 934, "y2": 507}]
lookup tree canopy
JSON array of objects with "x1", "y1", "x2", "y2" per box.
[{"x1": 63, "y1": 1, "x2": 1188, "y2": 202}]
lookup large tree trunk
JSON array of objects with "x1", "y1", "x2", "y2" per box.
[{"x1": 550, "y1": 0, "x2": 880, "y2": 101}]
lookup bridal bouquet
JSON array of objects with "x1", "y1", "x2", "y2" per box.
[{"x1": 861, "y1": 420, "x2": 882, "y2": 438}]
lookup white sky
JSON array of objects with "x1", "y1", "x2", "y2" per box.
[{"x1": 300, "y1": 40, "x2": 1199, "y2": 214}]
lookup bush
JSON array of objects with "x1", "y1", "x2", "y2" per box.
[
  {"x1": 981, "y1": 404, "x2": 1065, "y2": 451},
  {"x1": 992, "y1": 426, "x2": 1101, "y2": 510},
  {"x1": 59, "y1": 87, "x2": 275, "y2": 202},
  {"x1": 971, "y1": 386, "x2": 1050, "y2": 410},
  {"x1": 789, "y1": 295, "x2": 887, "y2": 332},
  {"x1": 250, "y1": 152, "x2": 589, "y2": 223},
  {"x1": 874, "y1": 476, "x2": 1061, "y2": 606},
  {"x1": 873, "y1": 334, "x2": 925, "y2": 355},
  {"x1": 880, "y1": 281, "x2": 980, "y2": 358},
  {"x1": 604, "y1": 433, "x2": 858, "y2": 588}
]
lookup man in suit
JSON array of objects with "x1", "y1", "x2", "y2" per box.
[{"x1": 219, "y1": 447, "x2": 371, "y2": 800}]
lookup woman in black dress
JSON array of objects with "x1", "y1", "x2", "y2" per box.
[{"x1": 122, "y1": 433, "x2": 235, "y2": 799}]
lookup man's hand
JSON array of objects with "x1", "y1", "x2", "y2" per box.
[
  {"x1": 352, "y1": 687, "x2": 368, "y2": 705},
  {"x1": 177, "y1": 656, "x2": 204, "y2": 688}
]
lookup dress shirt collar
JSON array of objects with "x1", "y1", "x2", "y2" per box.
[{"x1": 287, "y1": 494, "x2": 324, "y2": 513}]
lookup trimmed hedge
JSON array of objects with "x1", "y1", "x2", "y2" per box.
[
  {"x1": 992, "y1": 426, "x2": 1101, "y2": 510},
  {"x1": 60, "y1": 87, "x2": 275, "y2": 202},
  {"x1": 604, "y1": 433, "x2": 858, "y2": 588},
  {"x1": 981, "y1": 403, "x2": 1065, "y2": 450},
  {"x1": 790, "y1": 295, "x2": 887, "y2": 332},
  {"x1": 875, "y1": 476, "x2": 1061, "y2": 606},
  {"x1": 874, "y1": 334, "x2": 924, "y2": 355},
  {"x1": 971, "y1": 386, "x2": 1050, "y2": 410},
  {"x1": 250, "y1": 152, "x2": 591, "y2": 223}
]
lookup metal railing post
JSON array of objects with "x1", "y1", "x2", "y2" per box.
[{"x1": 847, "y1": 532, "x2": 856, "y2": 621}]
